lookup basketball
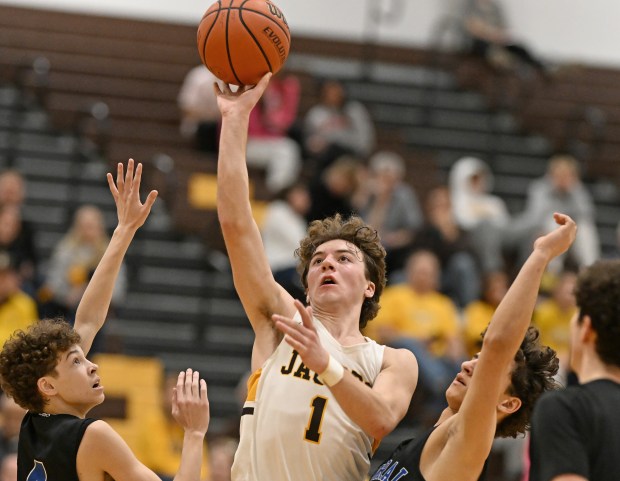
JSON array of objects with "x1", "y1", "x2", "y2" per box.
[{"x1": 197, "y1": 0, "x2": 291, "y2": 86}]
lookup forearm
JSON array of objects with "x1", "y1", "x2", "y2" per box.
[
  {"x1": 75, "y1": 226, "x2": 136, "y2": 339},
  {"x1": 172, "y1": 431, "x2": 206, "y2": 481},
  {"x1": 329, "y1": 372, "x2": 398, "y2": 440},
  {"x1": 217, "y1": 113, "x2": 253, "y2": 226},
  {"x1": 484, "y1": 250, "x2": 549, "y2": 350}
]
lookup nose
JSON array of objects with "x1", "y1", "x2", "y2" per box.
[
  {"x1": 321, "y1": 256, "x2": 335, "y2": 270},
  {"x1": 88, "y1": 361, "x2": 98, "y2": 373},
  {"x1": 461, "y1": 358, "x2": 477, "y2": 375}
]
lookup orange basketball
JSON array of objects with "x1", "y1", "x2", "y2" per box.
[{"x1": 197, "y1": 0, "x2": 291, "y2": 86}]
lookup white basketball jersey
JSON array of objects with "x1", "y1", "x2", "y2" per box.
[{"x1": 232, "y1": 317, "x2": 385, "y2": 481}]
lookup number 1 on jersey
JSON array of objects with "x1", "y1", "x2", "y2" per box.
[{"x1": 305, "y1": 396, "x2": 328, "y2": 443}]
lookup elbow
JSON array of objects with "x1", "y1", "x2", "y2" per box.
[{"x1": 367, "y1": 414, "x2": 398, "y2": 440}]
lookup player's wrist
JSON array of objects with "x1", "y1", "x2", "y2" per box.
[{"x1": 317, "y1": 355, "x2": 344, "y2": 387}]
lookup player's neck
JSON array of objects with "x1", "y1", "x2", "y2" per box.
[
  {"x1": 576, "y1": 352, "x2": 620, "y2": 384},
  {"x1": 313, "y1": 308, "x2": 364, "y2": 345},
  {"x1": 44, "y1": 398, "x2": 92, "y2": 419}
]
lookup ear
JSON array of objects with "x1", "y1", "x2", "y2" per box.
[
  {"x1": 579, "y1": 315, "x2": 596, "y2": 344},
  {"x1": 497, "y1": 396, "x2": 521, "y2": 415},
  {"x1": 364, "y1": 281, "x2": 375, "y2": 299},
  {"x1": 37, "y1": 376, "x2": 57, "y2": 398}
]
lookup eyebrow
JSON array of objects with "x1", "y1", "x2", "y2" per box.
[
  {"x1": 65, "y1": 349, "x2": 80, "y2": 360},
  {"x1": 312, "y1": 248, "x2": 357, "y2": 259}
]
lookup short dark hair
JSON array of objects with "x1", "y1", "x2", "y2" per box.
[
  {"x1": 0, "y1": 319, "x2": 80, "y2": 413},
  {"x1": 296, "y1": 214, "x2": 386, "y2": 329},
  {"x1": 574, "y1": 260, "x2": 620, "y2": 368},
  {"x1": 496, "y1": 326, "x2": 559, "y2": 438}
]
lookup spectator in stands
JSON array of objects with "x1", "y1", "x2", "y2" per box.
[
  {"x1": 533, "y1": 270, "x2": 577, "y2": 378},
  {"x1": 364, "y1": 249, "x2": 465, "y2": 419},
  {"x1": 306, "y1": 154, "x2": 362, "y2": 222},
  {"x1": 261, "y1": 182, "x2": 310, "y2": 301},
  {"x1": 41, "y1": 205, "x2": 127, "y2": 349},
  {"x1": 0, "y1": 171, "x2": 38, "y2": 294},
  {"x1": 0, "y1": 171, "x2": 26, "y2": 209},
  {"x1": 178, "y1": 66, "x2": 220, "y2": 154},
  {"x1": 246, "y1": 71, "x2": 302, "y2": 193},
  {"x1": 412, "y1": 186, "x2": 481, "y2": 307},
  {"x1": 0, "y1": 393, "x2": 26, "y2": 462},
  {"x1": 138, "y1": 371, "x2": 210, "y2": 481},
  {"x1": 0, "y1": 206, "x2": 38, "y2": 297},
  {"x1": 462, "y1": 0, "x2": 548, "y2": 76},
  {"x1": 514, "y1": 154, "x2": 600, "y2": 273},
  {"x1": 449, "y1": 156, "x2": 509, "y2": 272},
  {"x1": 358, "y1": 151, "x2": 423, "y2": 276},
  {"x1": 303, "y1": 79, "x2": 375, "y2": 179},
  {"x1": 462, "y1": 270, "x2": 508, "y2": 357},
  {"x1": 0, "y1": 251, "x2": 38, "y2": 347}
]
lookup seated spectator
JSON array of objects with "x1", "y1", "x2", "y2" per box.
[
  {"x1": 40, "y1": 205, "x2": 127, "y2": 349},
  {"x1": 512, "y1": 154, "x2": 600, "y2": 272},
  {"x1": 449, "y1": 156, "x2": 510, "y2": 273},
  {"x1": 178, "y1": 65, "x2": 220, "y2": 154},
  {"x1": 246, "y1": 71, "x2": 302, "y2": 193},
  {"x1": 306, "y1": 155, "x2": 362, "y2": 222},
  {"x1": 412, "y1": 186, "x2": 481, "y2": 307},
  {"x1": 533, "y1": 270, "x2": 577, "y2": 378},
  {"x1": 364, "y1": 250, "x2": 465, "y2": 419},
  {"x1": 462, "y1": 270, "x2": 508, "y2": 357},
  {"x1": 0, "y1": 251, "x2": 38, "y2": 347},
  {"x1": 0, "y1": 171, "x2": 27, "y2": 209},
  {"x1": 358, "y1": 151, "x2": 423, "y2": 276},
  {"x1": 303, "y1": 79, "x2": 375, "y2": 178},
  {"x1": 261, "y1": 182, "x2": 310, "y2": 300},
  {"x1": 462, "y1": 0, "x2": 548, "y2": 76},
  {"x1": 0, "y1": 206, "x2": 38, "y2": 297}
]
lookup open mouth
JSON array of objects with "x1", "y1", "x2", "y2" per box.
[
  {"x1": 92, "y1": 379, "x2": 101, "y2": 389},
  {"x1": 321, "y1": 277, "x2": 336, "y2": 286}
]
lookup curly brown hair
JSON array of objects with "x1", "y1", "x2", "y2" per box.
[
  {"x1": 574, "y1": 260, "x2": 620, "y2": 368},
  {"x1": 496, "y1": 326, "x2": 559, "y2": 438},
  {"x1": 296, "y1": 214, "x2": 387, "y2": 329},
  {"x1": 0, "y1": 319, "x2": 81, "y2": 413}
]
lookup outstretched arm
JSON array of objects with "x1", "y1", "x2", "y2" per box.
[
  {"x1": 78, "y1": 369, "x2": 209, "y2": 481},
  {"x1": 434, "y1": 213, "x2": 576, "y2": 478},
  {"x1": 75, "y1": 159, "x2": 157, "y2": 355},
  {"x1": 273, "y1": 301, "x2": 418, "y2": 440},
  {"x1": 214, "y1": 75, "x2": 295, "y2": 367}
]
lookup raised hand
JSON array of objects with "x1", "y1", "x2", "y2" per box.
[
  {"x1": 273, "y1": 300, "x2": 330, "y2": 375},
  {"x1": 107, "y1": 159, "x2": 158, "y2": 231},
  {"x1": 212, "y1": 72, "x2": 272, "y2": 118},
  {"x1": 533, "y1": 213, "x2": 577, "y2": 261},
  {"x1": 171, "y1": 369, "x2": 210, "y2": 436}
]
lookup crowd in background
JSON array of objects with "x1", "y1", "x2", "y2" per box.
[{"x1": 0, "y1": 1, "x2": 618, "y2": 481}]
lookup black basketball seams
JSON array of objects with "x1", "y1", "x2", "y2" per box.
[
  {"x1": 203, "y1": 5, "x2": 290, "y2": 42},
  {"x1": 238, "y1": 10, "x2": 272, "y2": 74},
  {"x1": 201, "y1": 4, "x2": 222, "y2": 67},
  {"x1": 224, "y1": 4, "x2": 243, "y2": 85}
]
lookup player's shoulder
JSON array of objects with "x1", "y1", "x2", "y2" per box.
[{"x1": 383, "y1": 345, "x2": 418, "y2": 371}]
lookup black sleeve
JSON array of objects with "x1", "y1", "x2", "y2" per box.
[{"x1": 529, "y1": 391, "x2": 590, "y2": 481}]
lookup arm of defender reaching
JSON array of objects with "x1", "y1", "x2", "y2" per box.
[
  {"x1": 273, "y1": 300, "x2": 419, "y2": 440},
  {"x1": 432, "y1": 214, "x2": 577, "y2": 480},
  {"x1": 74, "y1": 159, "x2": 157, "y2": 355},
  {"x1": 78, "y1": 369, "x2": 209, "y2": 481}
]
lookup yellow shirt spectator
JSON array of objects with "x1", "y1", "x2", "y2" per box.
[
  {"x1": 366, "y1": 284, "x2": 460, "y2": 357},
  {"x1": 462, "y1": 300, "x2": 494, "y2": 357},
  {"x1": 0, "y1": 291, "x2": 39, "y2": 345}
]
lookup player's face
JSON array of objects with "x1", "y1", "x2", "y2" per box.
[
  {"x1": 445, "y1": 354, "x2": 514, "y2": 411},
  {"x1": 46, "y1": 345, "x2": 104, "y2": 416},
  {"x1": 306, "y1": 239, "x2": 374, "y2": 310},
  {"x1": 568, "y1": 310, "x2": 582, "y2": 372}
]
